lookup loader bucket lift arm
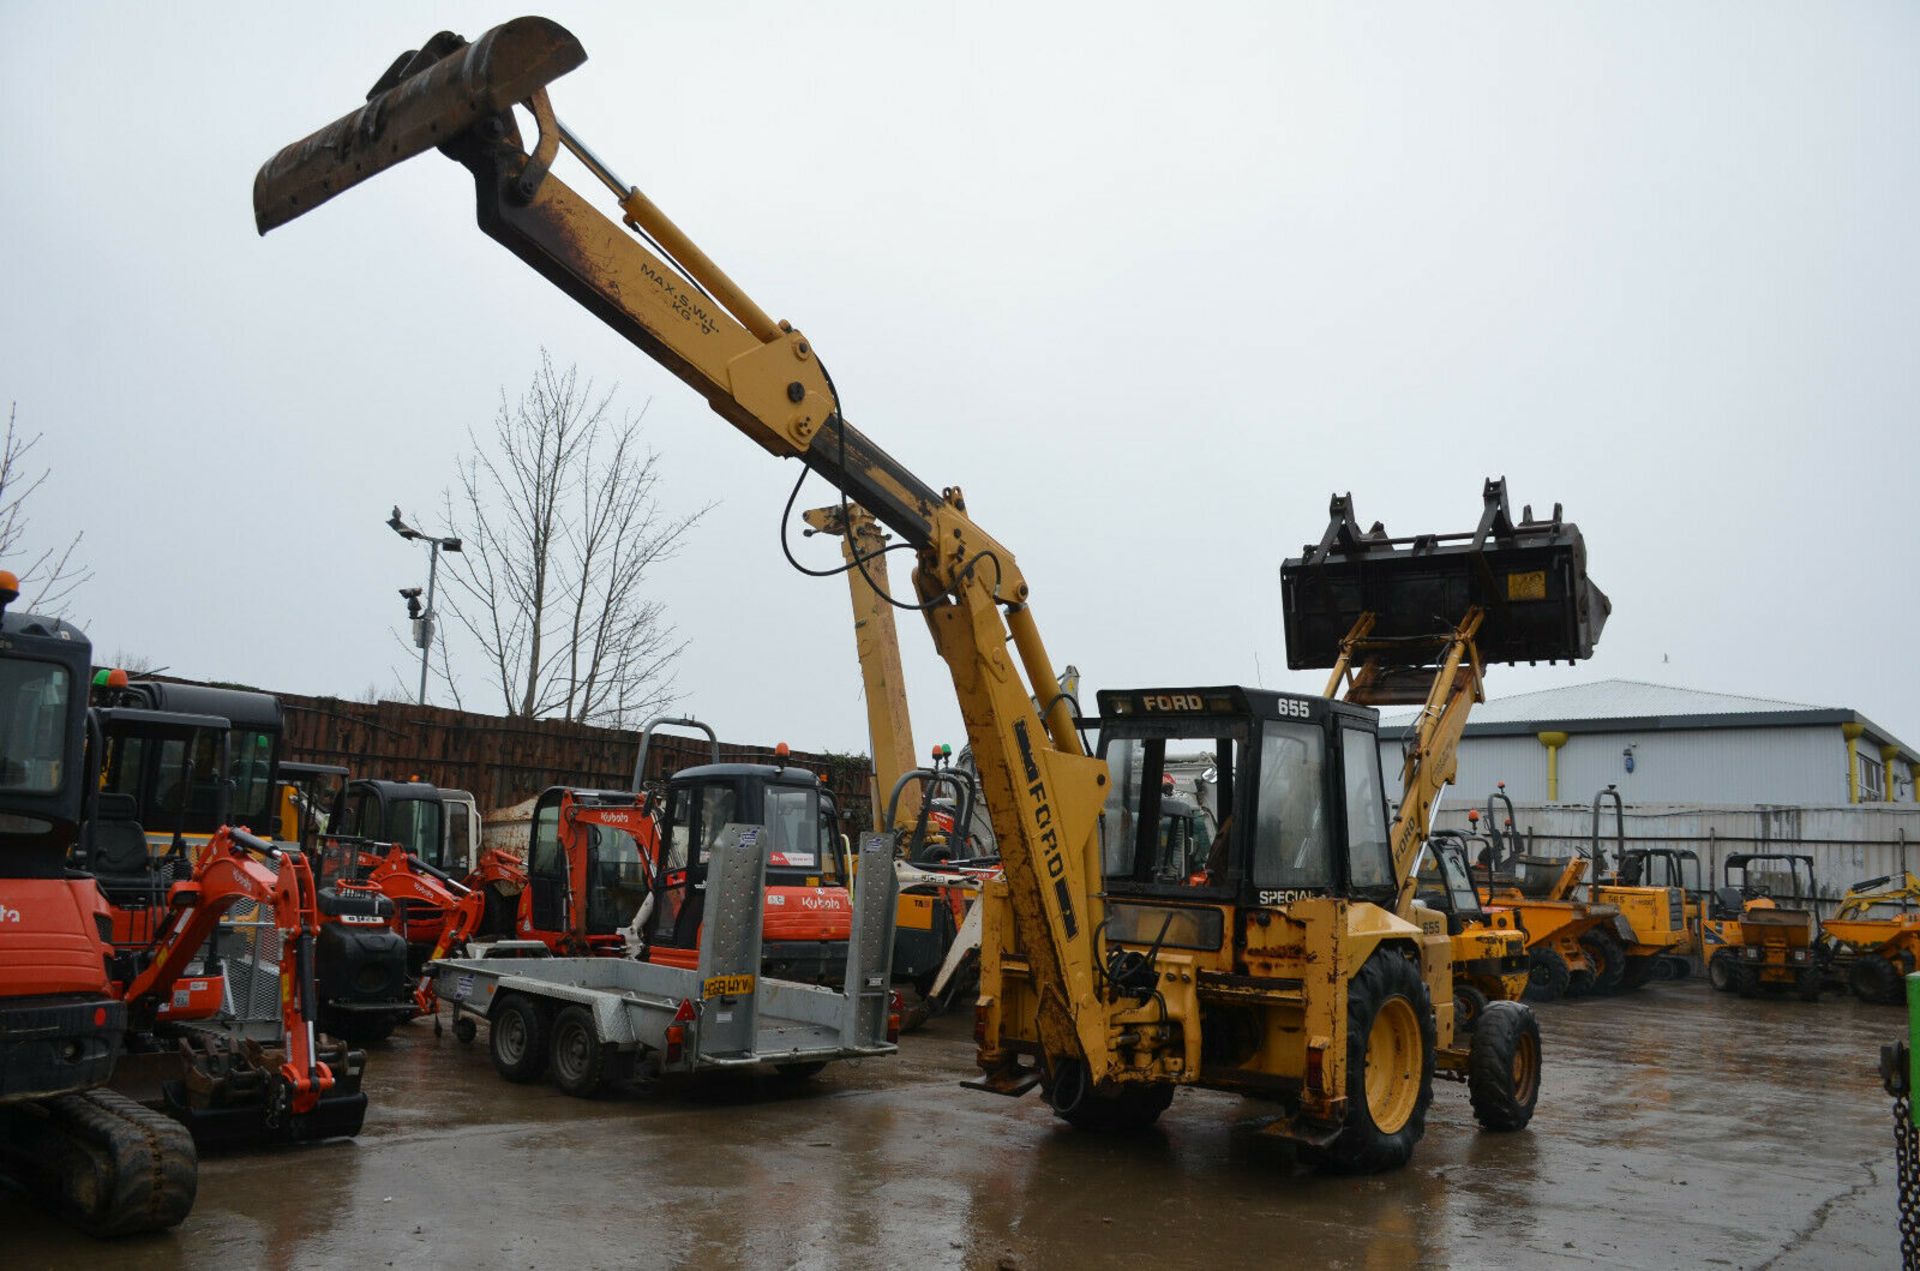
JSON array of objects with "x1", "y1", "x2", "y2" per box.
[
  {"x1": 1282, "y1": 480, "x2": 1610, "y2": 911},
  {"x1": 257, "y1": 18, "x2": 1111, "y2": 1080}
]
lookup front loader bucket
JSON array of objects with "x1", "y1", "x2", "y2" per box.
[
  {"x1": 1281, "y1": 477, "x2": 1610, "y2": 669},
  {"x1": 253, "y1": 16, "x2": 586, "y2": 234}
]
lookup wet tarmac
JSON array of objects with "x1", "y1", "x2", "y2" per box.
[{"x1": 5, "y1": 981, "x2": 1902, "y2": 1269}]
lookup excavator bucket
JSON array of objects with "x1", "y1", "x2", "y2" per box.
[
  {"x1": 1281, "y1": 478, "x2": 1610, "y2": 669},
  {"x1": 253, "y1": 17, "x2": 586, "y2": 234}
]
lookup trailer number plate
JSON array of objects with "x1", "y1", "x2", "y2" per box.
[
  {"x1": 1506, "y1": 570, "x2": 1547, "y2": 600},
  {"x1": 703, "y1": 974, "x2": 755, "y2": 999}
]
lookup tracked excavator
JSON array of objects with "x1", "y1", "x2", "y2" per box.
[
  {"x1": 255, "y1": 16, "x2": 1606, "y2": 1170},
  {"x1": 0, "y1": 579, "x2": 365, "y2": 1234}
]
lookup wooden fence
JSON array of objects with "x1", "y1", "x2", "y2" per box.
[{"x1": 182, "y1": 682, "x2": 874, "y2": 825}]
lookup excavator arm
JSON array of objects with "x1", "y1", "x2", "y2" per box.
[
  {"x1": 120, "y1": 827, "x2": 335, "y2": 1114},
  {"x1": 257, "y1": 18, "x2": 1114, "y2": 1079}
]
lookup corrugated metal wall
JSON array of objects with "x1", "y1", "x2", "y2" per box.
[{"x1": 1382, "y1": 724, "x2": 1854, "y2": 805}]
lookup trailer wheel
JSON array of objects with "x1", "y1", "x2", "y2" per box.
[
  {"x1": 1579, "y1": 930, "x2": 1627, "y2": 995},
  {"x1": 1467, "y1": 1001, "x2": 1542, "y2": 1132},
  {"x1": 548, "y1": 1006, "x2": 612, "y2": 1097},
  {"x1": 489, "y1": 995, "x2": 549, "y2": 1083},
  {"x1": 453, "y1": 1017, "x2": 478, "y2": 1044},
  {"x1": 1523, "y1": 948, "x2": 1570, "y2": 1003},
  {"x1": 1453, "y1": 983, "x2": 1489, "y2": 1035},
  {"x1": 1850, "y1": 955, "x2": 1904, "y2": 1005},
  {"x1": 1306, "y1": 950, "x2": 1436, "y2": 1175}
]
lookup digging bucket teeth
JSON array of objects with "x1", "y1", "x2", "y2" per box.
[
  {"x1": 1280, "y1": 477, "x2": 1610, "y2": 669},
  {"x1": 253, "y1": 16, "x2": 586, "y2": 235}
]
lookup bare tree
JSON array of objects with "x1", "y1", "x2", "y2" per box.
[
  {"x1": 0, "y1": 404, "x2": 89, "y2": 613},
  {"x1": 435, "y1": 353, "x2": 711, "y2": 726}
]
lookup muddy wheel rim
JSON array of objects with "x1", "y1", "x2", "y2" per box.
[
  {"x1": 1510, "y1": 1030, "x2": 1540, "y2": 1104},
  {"x1": 1365, "y1": 996, "x2": 1422, "y2": 1134},
  {"x1": 554, "y1": 1021, "x2": 589, "y2": 1082},
  {"x1": 497, "y1": 1012, "x2": 527, "y2": 1064}
]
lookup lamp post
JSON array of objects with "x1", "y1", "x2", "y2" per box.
[{"x1": 387, "y1": 507, "x2": 462, "y2": 705}]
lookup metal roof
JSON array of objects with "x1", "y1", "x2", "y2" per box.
[{"x1": 1378, "y1": 678, "x2": 1914, "y2": 762}]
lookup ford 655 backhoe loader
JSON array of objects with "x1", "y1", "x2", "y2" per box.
[{"x1": 256, "y1": 16, "x2": 1603, "y2": 1170}]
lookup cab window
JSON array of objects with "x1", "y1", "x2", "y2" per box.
[
  {"x1": 1251, "y1": 722, "x2": 1330, "y2": 891},
  {"x1": 1341, "y1": 727, "x2": 1393, "y2": 892},
  {"x1": 530, "y1": 800, "x2": 563, "y2": 878},
  {"x1": 664, "y1": 781, "x2": 739, "y2": 873},
  {"x1": 0, "y1": 658, "x2": 68, "y2": 795},
  {"x1": 1099, "y1": 726, "x2": 1241, "y2": 889}
]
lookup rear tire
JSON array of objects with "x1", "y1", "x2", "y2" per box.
[
  {"x1": 548, "y1": 1005, "x2": 612, "y2": 1097},
  {"x1": 1795, "y1": 966, "x2": 1823, "y2": 1003},
  {"x1": 1580, "y1": 930, "x2": 1627, "y2": 996},
  {"x1": 489, "y1": 995, "x2": 549, "y2": 1083},
  {"x1": 1467, "y1": 1001, "x2": 1542, "y2": 1132},
  {"x1": 1850, "y1": 955, "x2": 1904, "y2": 1005},
  {"x1": 1306, "y1": 950, "x2": 1436, "y2": 1175},
  {"x1": 1453, "y1": 983, "x2": 1489, "y2": 1035},
  {"x1": 1524, "y1": 948, "x2": 1570, "y2": 1003}
]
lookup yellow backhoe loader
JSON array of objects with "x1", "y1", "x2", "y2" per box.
[{"x1": 254, "y1": 16, "x2": 1609, "y2": 1171}]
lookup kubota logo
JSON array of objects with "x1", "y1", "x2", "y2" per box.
[{"x1": 0, "y1": 903, "x2": 18, "y2": 924}]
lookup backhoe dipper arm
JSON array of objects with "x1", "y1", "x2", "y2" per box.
[
  {"x1": 122, "y1": 827, "x2": 334, "y2": 1113},
  {"x1": 256, "y1": 18, "x2": 1114, "y2": 1078}
]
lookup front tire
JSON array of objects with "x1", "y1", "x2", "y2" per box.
[
  {"x1": 1579, "y1": 930, "x2": 1626, "y2": 995},
  {"x1": 489, "y1": 994, "x2": 549, "y2": 1083},
  {"x1": 1524, "y1": 947, "x2": 1570, "y2": 1003},
  {"x1": 322, "y1": 1011, "x2": 397, "y2": 1046},
  {"x1": 1708, "y1": 952, "x2": 1737, "y2": 993},
  {"x1": 1454, "y1": 983, "x2": 1490, "y2": 1035},
  {"x1": 1467, "y1": 1001, "x2": 1542, "y2": 1131},
  {"x1": 1048, "y1": 1059, "x2": 1175, "y2": 1133},
  {"x1": 1307, "y1": 950, "x2": 1435, "y2": 1175}
]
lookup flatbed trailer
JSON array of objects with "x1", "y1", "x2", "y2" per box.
[{"x1": 432, "y1": 827, "x2": 900, "y2": 1093}]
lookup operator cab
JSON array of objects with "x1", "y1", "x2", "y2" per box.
[
  {"x1": 1097, "y1": 687, "x2": 1395, "y2": 927},
  {"x1": 647, "y1": 762, "x2": 843, "y2": 954},
  {"x1": 1415, "y1": 831, "x2": 1491, "y2": 935},
  {"x1": 1718, "y1": 852, "x2": 1817, "y2": 920},
  {"x1": 526, "y1": 787, "x2": 652, "y2": 939},
  {"x1": 336, "y1": 779, "x2": 455, "y2": 872},
  {"x1": 106, "y1": 682, "x2": 283, "y2": 840},
  {"x1": 0, "y1": 607, "x2": 93, "y2": 865}
]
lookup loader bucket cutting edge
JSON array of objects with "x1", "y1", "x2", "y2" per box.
[
  {"x1": 253, "y1": 16, "x2": 587, "y2": 234},
  {"x1": 1279, "y1": 478, "x2": 1610, "y2": 669}
]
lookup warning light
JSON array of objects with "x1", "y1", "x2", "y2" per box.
[
  {"x1": 1467, "y1": 809, "x2": 1480, "y2": 823},
  {"x1": 775, "y1": 742, "x2": 790, "y2": 759}
]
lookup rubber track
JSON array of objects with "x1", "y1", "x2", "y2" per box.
[{"x1": 9, "y1": 1088, "x2": 198, "y2": 1237}]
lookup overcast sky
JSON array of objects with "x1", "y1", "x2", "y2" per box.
[{"x1": 4, "y1": 3, "x2": 1915, "y2": 764}]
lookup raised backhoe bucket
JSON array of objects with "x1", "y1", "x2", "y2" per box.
[
  {"x1": 253, "y1": 17, "x2": 586, "y2": 234},
  {"x1": 1281, "y1": 477, "x2": 1610, "y2": 671}
]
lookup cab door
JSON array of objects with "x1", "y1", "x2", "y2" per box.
[
  {"x1": 526, "y1": 790, "x2": 569, "y2": 935},
  {"x1": 647, "y1": 779, "x2": 739, "y2": 952}
]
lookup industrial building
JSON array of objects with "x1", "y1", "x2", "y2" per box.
[{"x1": 1379, "y1": 678, "x2": 1918, "y2": 808}]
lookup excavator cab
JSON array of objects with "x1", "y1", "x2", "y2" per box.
[
  {"x1": 650, "y1": 764, "x2": 848, "y2": 981},
  {"x1": 527, "y1": 786, "x2": 652, "y2": 945},
  {"x1": 1416, "y1": 832, "x2": 1494, "y2": 936},
  {"x1": 1098, "y1": 687, "x2": 1394, "y2": 909}
]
